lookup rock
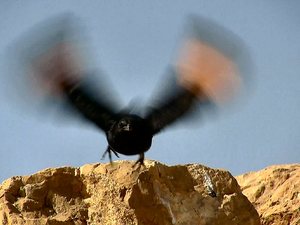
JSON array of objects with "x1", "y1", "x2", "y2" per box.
[
  {"x1": 236, "y1": 164, "x2": 300, "y2": 225},
  {"x1": 0, "y1": 160, "x2": 260, "y2": 225}
]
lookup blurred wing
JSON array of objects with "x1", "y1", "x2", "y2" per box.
[
  {"x1": 6, "y1": 14, "x2": 119, "y2": 131},
  {"x1": 176, "y1": 15, "x2": 252, "y2": 105},
  {"x1": 145, "y1": 85, "x2": 198, "y2": 135},
  {"x1": 61, "y1": 79, "x2": 118, "y2": 132},
  {"x1": 146, "y1": 15, "x2": 252, "y2": 134}
]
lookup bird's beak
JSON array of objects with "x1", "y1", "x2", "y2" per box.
[{"x1": 123, "y1": 124, "x2": 131, "y2": 131}]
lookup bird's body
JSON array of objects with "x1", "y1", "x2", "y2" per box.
[
  {"x1": 105, "y1": 114, "x2": 153, "y2": 165},
  {"x1": 106, "y1": 114, "x2": 153, "y2": 156}
]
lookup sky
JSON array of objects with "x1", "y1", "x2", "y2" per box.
[{"x1": 0, "y1": 1, "x2": 299, "y2": 182}]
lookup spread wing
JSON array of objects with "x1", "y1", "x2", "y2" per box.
[
  {"x1": 145, "y1": 70, "x2": 198, "y2": 134},
  {"x1": 8, "y1": 14, "x2": 119, "y2": 132},
  {"x1": 59, "y1": 78, "x2": 118, "y2": 132},
  {"x1": 145, "y1": 71, "x2": 210, "y2": 135},
  {"x1": 145, "y1": 87, "x2": 198, "y2": 135},
  {"x1": 146, "y1": 15, "x2": 251, "y2": 135}
]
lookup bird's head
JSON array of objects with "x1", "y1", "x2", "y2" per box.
[
  {"x1": 118, "y1": 119, "x2": 131, "y2": 132},
  {"x1": 115, "y1": 115, "x2": 145, "y2": 134}
]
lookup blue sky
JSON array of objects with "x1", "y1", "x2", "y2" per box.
[{"x1": 0, "y1": 1, "x2": 299, "y2": 182}]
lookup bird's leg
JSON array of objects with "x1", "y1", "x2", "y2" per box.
[
  {"x1": 101, "y1": 146, "x2": 119, "y2": 164},
  {"x1": 101, "y1": 146, "x2": 110, "y2": 160},
  {"x1": 111, "y1": 148, "x2": 120, "y2": 158},
  {"x1": 132, "y1": 152, "x2": 145, "y2": 169}
]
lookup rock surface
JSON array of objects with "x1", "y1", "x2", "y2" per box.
[
  {"x1": 236, "y1": 164, "x2": 300, "y2": 225},
  {"x1": 0, "y1": 160, "x2": 260, "y2": 225}
]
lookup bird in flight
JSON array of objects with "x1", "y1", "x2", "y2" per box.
[{"x1": 10, "y1": 14, "x2": 250, "y2": 166}]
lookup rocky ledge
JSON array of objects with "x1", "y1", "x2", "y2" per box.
[
  {"x1": 236, "y1": 164, "x2": 300, "y2": 225},
  {"x1": 0, "y1": 160, "x2": 259, "y2": 225}
]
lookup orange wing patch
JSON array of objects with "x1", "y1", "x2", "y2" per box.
[{"x1": 177, "y1": 38, "x2": 242, "y2": 105}]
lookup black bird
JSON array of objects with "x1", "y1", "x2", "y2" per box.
[
  {"x1": 10, "y1": 15, "x2": 250, "y2": 166},
  {"x1": 56, "y1": 73, "x2": 200, "y2": 166}
]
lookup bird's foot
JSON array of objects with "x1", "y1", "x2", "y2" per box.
[{"x1": 132, "y1": 153, "x2": 145, "y2": 170}]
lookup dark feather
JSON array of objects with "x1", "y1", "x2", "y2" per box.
[
  {"x1": 62, "y1": 79, "x2": 118, "y2": 132},
  {"x1": 145, "y1": 85, "x2": 198, "y2": 135}
]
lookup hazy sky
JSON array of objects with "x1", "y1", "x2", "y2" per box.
[{"x1": 0, "y1": 1, "x2": 299, "y2": 182}]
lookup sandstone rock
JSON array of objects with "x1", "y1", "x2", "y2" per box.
[
  {"x1": 236, "y1": 164, "x2": 300, "y2": 225},
  {"x1": 0, "y1": 160, "x2": 260, "y2": 225}
]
